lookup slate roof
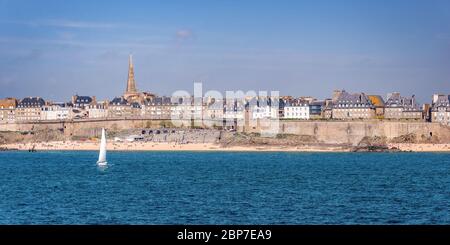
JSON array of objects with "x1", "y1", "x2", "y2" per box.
[
  {"x1": 18, "y1": 97, "x2": 45, "y2": 108},
  {"x1": 333, "y1": 91, "x2": 374, "y2": 108},
  {"x1": 50, "y1": 102, "x2": 71, "y2": 108},
  {"x1": 146, "y1": 96, "x2": 172, "y2": 106},
  {"x1": 74, "y1": 96, "x2": 93, "y2": 104},
  {"x1": 385, "y1": 93, "x2": 421, "y2": 111},
  {"x1": 284, "y1": 98, "x2": 309, "y2": 107},
  {"x1": 432, "y1": 95, "x2": 450, "y2": 111},
  {"x1": 110, "y1": 97, "x2": 128, "y2": 105},
  {"x1": 131, "y1": 102, "x2": 141, "y2": 109}
]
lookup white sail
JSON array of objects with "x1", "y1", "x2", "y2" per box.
[{"x1": 97, "y1": 128, "x2": 107, "y2": 165}]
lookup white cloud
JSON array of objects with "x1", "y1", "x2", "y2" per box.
[
  {"x1": 176, "y1": 29, "x2": 193, "y2": 40},
  {"x1": 44, "y1": 20, "x2": 120, "y2": 29},
  {"x1": 0, "y1": 36, "x2": 166, "y2": 50},
  {"x1": 1, "y1": 19, "x2": 123, "y2": 29}
]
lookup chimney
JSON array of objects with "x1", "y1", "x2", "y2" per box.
[
  {"x1": 332, "y1": 90, "x2": 343, "y2": 102},
  {"x1": 432, "y1": 94, "x2": 440, "y2": 104}
]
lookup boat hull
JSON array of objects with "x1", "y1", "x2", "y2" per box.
[{"x1": 97, "y1": 161, "x2": 107, "y2": 166}]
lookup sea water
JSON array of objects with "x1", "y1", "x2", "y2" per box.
[{"x1": 0, "y1": 151, "x2": 449, "y2": 224}]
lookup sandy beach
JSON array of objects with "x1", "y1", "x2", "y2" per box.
[
  {"x1": 2, "y1": 141, "x2": 350, "y2": 152},
  {"x1": 387, "y1": 143, "x2": 450, "y2": 152},
  {"x1": 1, "y1": 141, "x2": 450, "y2": 152}
]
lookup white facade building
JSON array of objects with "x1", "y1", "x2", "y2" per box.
[
  {"x1": 249, "y1": 98, "x2": 278, "y2": 120},
  {"x1": 431, "y1": 94, "x2": 450, "y2": 125},
  {"x1": 40, "y1": 105, "x2": 70, "y2": 121},
  {"x1": 252, "y1": 105, "x2": 278, "y2": 119},
  {"x1": 284, "y1": 103, "x2": 310, "y2": 119},
  {"x1": 87, "y1": 103, "x2": 108, "y2": 118}
]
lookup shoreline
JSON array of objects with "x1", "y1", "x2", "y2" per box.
[
  {"x1": 1, "y1": 141, "x2": 349, "y2": 152},
  {"x1": 2, "y1": 141, "x2": 450, "y2": 152}
]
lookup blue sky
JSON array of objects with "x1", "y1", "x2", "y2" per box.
[{"x1": 0, "y1": 0, "x2": 449, "y2": 103}]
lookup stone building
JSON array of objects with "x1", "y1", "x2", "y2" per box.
[
  {"x1": 122, "y1": 55, "x2": 156, "y2": 104},
  {"x1": 224, "y1": 98, "x2": 245, "y2": 120},
  {"x1": 322, "y1": 99, "x2": 333, "y2": 119},
  {"x1": 308, "y1": 100, "x2": 325, "y2": 119},
  {"x1": 16, "y1": 97, "x2": 46, "y2": 121},
  {"x1": 367, "y1": 95, "x2": 385, "y2": 118},
  {"x1": 0, "y1": 97, "x2": 18, "y2": 123},
  {"x1": 332, "y1": 90, "x2": 376, "y2": 120},
  {"x1": 277, "y1": 99, "x2": 286, "y2": 118},
  {"x1": 123, "y1": 54, "x2": 140, "y2": 102},
  {"x1": 384, "y1": 93, "x2": 422, "y2": 120},
  {"x1": 142, "y1": 96, "x2": 173, "y2": 119},
  {"x1": 87, "y1": 102, "x2": 109, "y2": 119},
  {"x1": 204, "y1": 99, "x2": 224, "y2": 123},
  {"x1": 108, "y1": 97, "x2": 133, "y2": 118},
  {"x1": 71, "y1": 95, "x2": 96, "y2": 109},
  {"x1": 431, "y1": 94, "x2": 450, "y2": 125}
]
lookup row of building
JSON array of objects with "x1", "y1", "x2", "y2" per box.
[
  {"x1": 250, "y1": 90, "x2": 449, "y2": 124},
  {"x1": 1, "y1": 91, "x2": 449, "y2": 125},
  {"x1": 1, "y1": 55, "x2": 449, "y2": 125}
]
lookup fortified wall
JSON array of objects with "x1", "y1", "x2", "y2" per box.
[
  {"x1": 246, "y1": 120, "x2": 450, "y2": 145},
  {"x1": 0, "y1": 119, "x2": 175, "y2": 138},
  {"x1": 1, "y1": 119, "x2": 450, "y2": 145}
]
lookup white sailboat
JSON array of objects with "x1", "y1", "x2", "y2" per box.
[{"x1": 97, "y1": 128, "x2": 107, "y2": 166}]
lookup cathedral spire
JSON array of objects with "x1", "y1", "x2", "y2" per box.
[{"x1": 126, "y1": 54, "x2": 137, "y2": 93}]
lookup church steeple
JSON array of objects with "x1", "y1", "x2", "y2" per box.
[{"x1": 126, "y1": 54, "x2": 137, "y2": 93}]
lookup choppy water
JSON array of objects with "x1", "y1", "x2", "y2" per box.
[{"x1": 0, "y1": 151, "x2": 450, "y2": 224}]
